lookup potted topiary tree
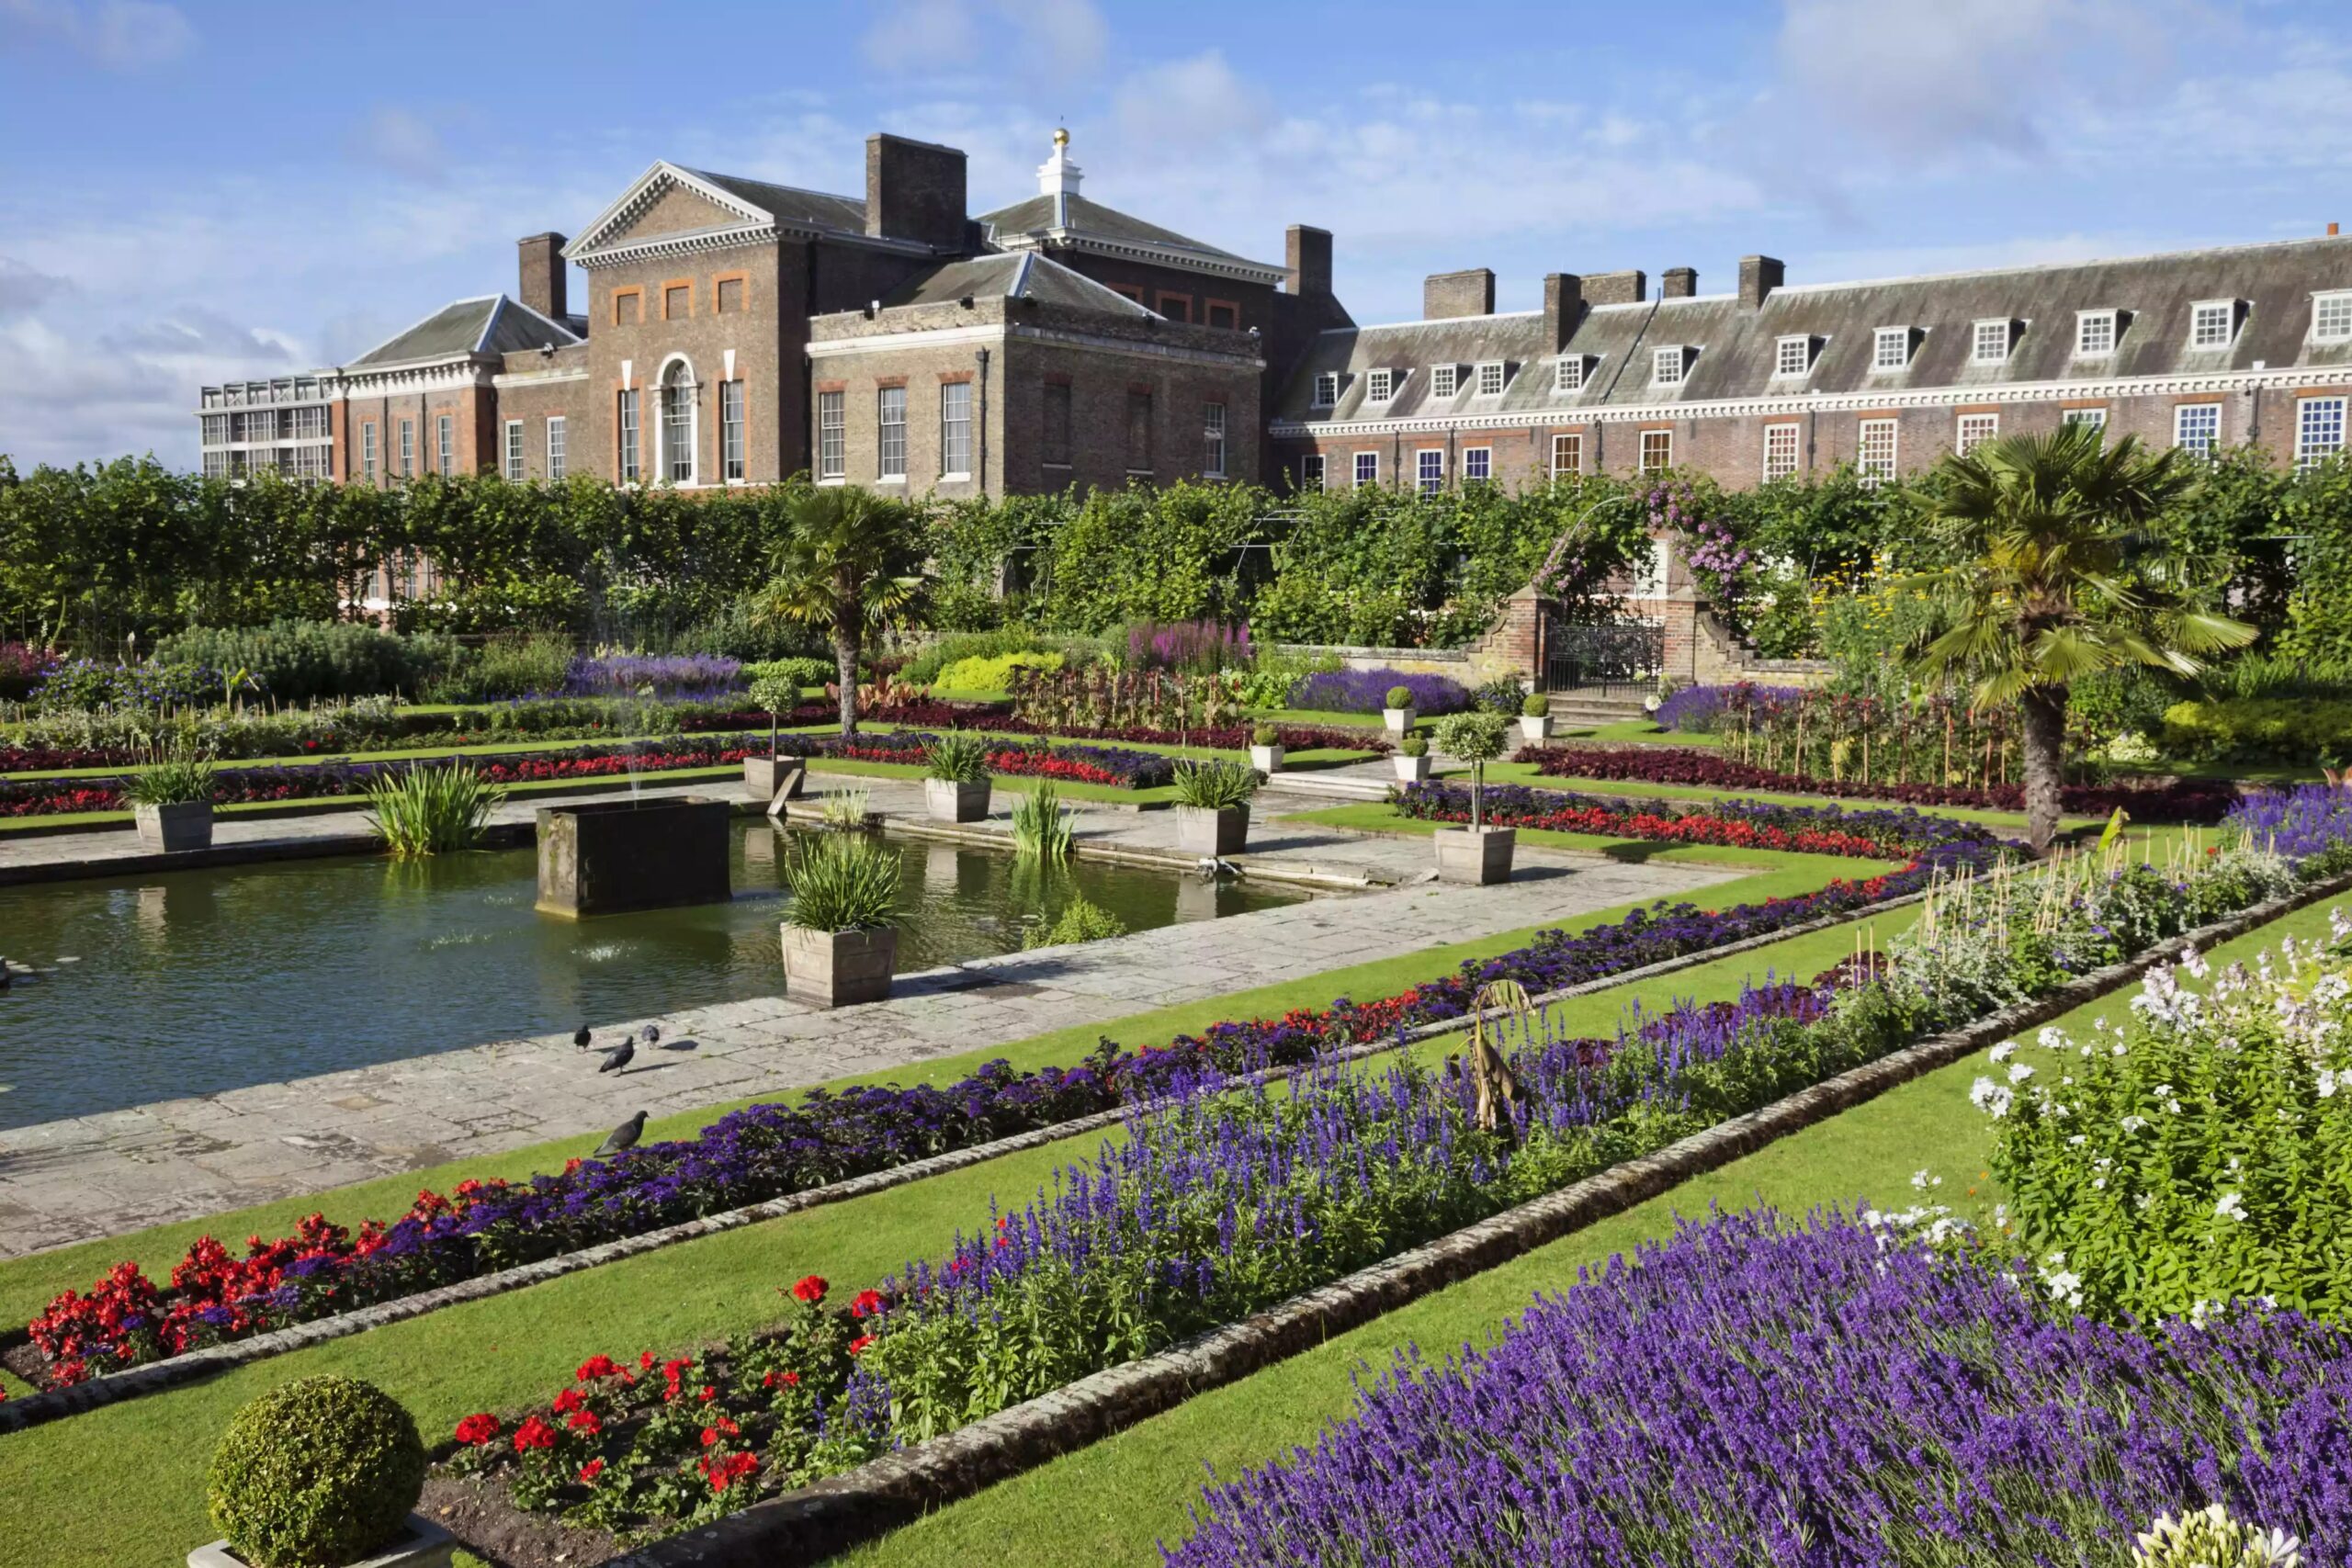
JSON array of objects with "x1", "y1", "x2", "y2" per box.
[
  {"x1": 129, "y1": 747, "x2": 218, "y2": 852},
  {"x1": 1249, "y1": 721, "x2": 1284, "y2": 774},
  {"x1": 1172, "y1": 758, "x2": 1259, "y2": 856},
  {"x1": 780, "y1": 829, "x2": 902, "y2": 1007},
  {"x1": 743, "y1": 673, "x2": 806, "y2": 807},
  {"x1": 1394, "y1": 731, "x2": 1431, "y2": 783},
  {"x1": 1519, "y1": 691, "x2": 1553, "y2": 743},
  {"x1": 1430, "y1": 710, "x2": 1515, "y2": 885},
  {"x1": 1383, "y1": 684, "x2": 1417, "y2": 735},
  {"x1": 922, "y1": 731, "x2": 993, "y2": 822},
  {"x1": 191, "y1": 1374, "x2": 447, "y2": 1568}
]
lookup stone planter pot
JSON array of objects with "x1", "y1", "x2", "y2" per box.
[
  {"x1": 1434, "y1": 824, "x2": 1517, "y2": 886},
  {"x1": 1176, "y1": 804, "x2": 1250, "y2": 857},
  {"x1": 781, "y1": 924, "x2": 899, "y2": 1009},
  {"x1": 743, "y1": 755, "x2": 806, "y2": 808},
  {"x1": 924, "y1": 777, "x2": 993, "y2": 823},
  {"x1": 1394, "y1": 753, "x2": 1431, "y2": 784},
  {"x1": 134, "y1": 800, "x2": 214, "y2": 852},
  {"x1": 189, "y1": 1517, "x2": 456, "y2": 1568},
  {"x1": 1383, "y1": 706, "x2": 1415, "y2": 735},
  {"x1": 1249, "y1": 743, "x2": 1284, "y2": 774},
  {"x1": 1519, "y1": 714, "x2": 1553, "y2": 743}
]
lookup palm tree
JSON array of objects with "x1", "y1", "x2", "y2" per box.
[
  {"x1": 752, "y1": 486, "x2": 926, "y2": 737},
  {"x1": 1902, "y1": 423, "x2": 2255, "y2": 854}
]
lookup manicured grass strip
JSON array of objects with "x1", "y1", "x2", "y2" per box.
[
  {"x1": 831, "y1": 893, "x2": 2345, "y2": 1568},
  {"x1": 0, "y1": 866, "x2": 1912, "y2": 1568},
  {"x1": 1478, "y1": 761, "x2": 2093, "y2": 833},
  {"x1": 0, "y1": 861, "x2": 1869, "y2": 1330},
  {"x1": 0, "y1": 768, "x2": 748, "y2": 833},
  {"x1": 1283, "y1": 801, "x2": 1892, "y2": 879}
]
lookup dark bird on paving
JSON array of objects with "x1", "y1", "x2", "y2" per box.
[
  {"x1": 594, "y1": 1111, "x2": 647, "y2": 1157},
  {"x1": 641, "y1": 1022, "x2": 662, "y2": 1047},
  {"x1": 597, "y1": 1032, "x2": 636, "y2": 1075},
  {"x1": 573, "y1": 1024, "x2": 593, "y2": 1050}
]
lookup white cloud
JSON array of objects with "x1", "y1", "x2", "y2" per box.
[
  {"x1": 0, "y1": 257, "x2": 72, "y2": 318},
  {"x1": 347, "y1": 106, "x2": 447, "y2": 181},
  {"x1": 0, "y1": 0, "x2": 192, "y2": 69},
  {"x1": 860, "y1": 0, "x2": 980, "y2": 74},
  {"x1": 1113, "y1": 51, "x2": 1268, "y2": 148},
  {"x1": 860, "y1": 0, "x2": 1106, "y2": 81}
]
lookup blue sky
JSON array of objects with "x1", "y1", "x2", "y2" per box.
[{"x1": 4, "y1": 0, "x2": 2349, "y2": 468}]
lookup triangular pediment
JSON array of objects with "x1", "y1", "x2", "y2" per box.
[{"x1": 565, "y1": 163, "x2": 775, "y2": 261}]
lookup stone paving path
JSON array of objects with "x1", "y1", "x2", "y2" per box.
[{"x1": 0, "y1": 773, "x2": 1742, "y2": 1258}]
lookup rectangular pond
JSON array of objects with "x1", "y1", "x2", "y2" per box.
[{"x1": 0, "y1": 821, "x2": 1303, "y2": 1127}]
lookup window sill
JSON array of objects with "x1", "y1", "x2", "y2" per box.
[
  {"x1": 939, "y1": 471, "x2": 972, "y2": 482},
  {"x1": 876, "y1": 477, "x2": 908, "y2": 486},
  {"x1": 1041, "y1": 461, "x2": 1073, "y2": 470},
  {"x1": 817, "y1": 476, "x2": 846, "y2": 486}
]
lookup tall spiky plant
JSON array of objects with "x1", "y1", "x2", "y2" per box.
[
  {"x1": 1902, "y1": 423, "x2": 2255, "y2": 853},
  {"x1": 750, "y1": 486, "x2": 927, "y2": 737}
]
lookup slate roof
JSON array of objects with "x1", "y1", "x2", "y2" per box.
[
  {"x1": 979, "y1": 191, "x2": 1280, "y2": 279},
  {"x1": 345, "y1": 295, "x2": 582, "y2": 369},
  {"x1": 1273, "y1": 233, "x2": 2352, "y2": 424},
  {"x1": 683, "y1": 168, "x2": 867, "y2": 237},
  {"x1": 880, "y1": 252, "x2": 1159, "y2": 319}
]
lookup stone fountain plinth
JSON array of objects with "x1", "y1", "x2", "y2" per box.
[{"x1": 535, "y1": 796, "x2": 732, "y2": 918}]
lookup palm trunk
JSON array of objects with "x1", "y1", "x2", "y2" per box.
[
  {"x1": 2020, "y1": 686, "x2": 2067, "y2": 856},
  {"x1": 834, "y1": 633, "x2": 859, "y2": 738}
]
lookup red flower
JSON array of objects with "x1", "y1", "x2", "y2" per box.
[
  {"x1": 698, "y1": 1384, "x2": 718, "y2": 1403},
  {"x1": 790, "y1": 1274, "x2": 828, "y2": 1305},
  {"x1": 850, "y1": 1289, "x2": 887, "y2": 1318},
  {"x1": 575, "y1": 1353, "x2": 623, "y2": 1381},
  {"x1": 551, "y1": 1387, "x2": 585, "y2": 1414},
  {"x1": 512, "y1": 1416, "x2": 558, "y2": 1452},
  {"x1": 847, "y1": 1335, "x2": 875, "y2": 1355},
  {"x1": 639, "y1": 1349, "x2": 657, "y2": 1371},
  {"x1": 454, "y1": 1413, "x2": 502, "y2": 1446},
  {"x1": 579, "y1": 1458, "x2": 605, "y2": 1484},
  {"x1": 763, "y1": 1369, "x2": 800, "y2": 1389},
  {"x1": 566, "y1": 1409, "x2": 602, "y2": 1436},
  {"x1": 698, "y1": 1450, "x2": 760, "y2": 1492},
  {"x1": 698, "y1": 1416, "x2": 738, "y2": 1447}
]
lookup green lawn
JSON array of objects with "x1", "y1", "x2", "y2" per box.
[
  {"x1": 1476, "y1": 761, "x2": 2095, "y2": 833},
  {"x1": 1282, "y1": 801, "x2": 1901, "y2": 880},
  {"x1": 0, "y1": 868, "x2": 1912, "y2": 1568},
  {"x1": 835, "y1": 893, "x2": 2343, "y2": 1568}
]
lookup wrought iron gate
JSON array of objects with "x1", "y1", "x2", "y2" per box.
[{"x1": 1544, "y1": 618, "x2": 1664, "y2": 695}]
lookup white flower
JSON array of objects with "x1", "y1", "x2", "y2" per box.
[
  {"x1": 1909, "y1": 1168, "x2": 1943, "y2": 1191},
  {"x1": 2008, "y1": 1063, "x2": 2036, "y2": 1085},
  {"x1": 2320, "y1": 1068, "x2": 2340, "y2": 1100},
  {"x1": 2037, "y1": 1026, "x2": 2066, "y2": 1049},
  {"x1": 2216, "y1": 1191, "x2": 2248, "y2": 1222},
  {"x1": 1989, "y1": 1041, "x2": 2018, "y2": 1065},
  {"x1": 1970, "y1": 1077, "x2": 2015, "y2": 1119},
  {"x1": 2120, "y1": 1113, "x2": 2149, "y2": 1134}
]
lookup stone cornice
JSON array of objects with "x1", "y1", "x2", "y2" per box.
[{"x1": 808, "y1": 320, "x2": 1262, "y2": 372}]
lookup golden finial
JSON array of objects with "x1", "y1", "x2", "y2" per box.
[{"x1": 1053, "y1": 127, "x2": 1069, "y2": 148}]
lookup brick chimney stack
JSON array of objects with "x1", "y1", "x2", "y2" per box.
[
  {"x1": 1738, "y1": 254, "x2": 1786, "y2": 310},
  {"x1": 1286, "y1": 224, "x2": 1332, "y2": 298},
  {"x1": 1582, "y1": 269, "x2": 1646, "y2": 306},
  {"x1": 1660, "y1": 266, "x2": 1698, "y2": 299},
  {"x1": 865, "y1": 132, "x2": 968, "y2": 250},
  {"x1": 1543, "y1": 273, "x2": 1584, "y2": 353},
  {"x1": 1422, "y1": 267, "x2": 1495, "y2": 319},
  {"x1": 517, "y1": 232, "x2": 569, "y2": 323}
]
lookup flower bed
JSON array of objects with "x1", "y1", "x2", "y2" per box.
[
  {"x1": 1395, "y1": 779, "x2": 1998, "y2": 861},
  {"x1": 1285, "y1": 668, "x2": 1467, "y2": 716},
  {"x1": 557, "y1": 653, "x2": 743, "y2": 702},
  {"x1": 1163, "y1": 1210, "x2": 2352, "y2": 1568},
  {"x1": 1517, "y1": 742, "x2": 2241, "y2": 824},
  {"x1": 818, "y1": 731, "x2": 1176, "y2": 788}
]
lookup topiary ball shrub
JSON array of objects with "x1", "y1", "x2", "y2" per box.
[
  {"x1": 207, "y1": 1375, "x2": 426, "y2": 1568},
  {"x1": 1385, "y1": 685, "x2": 1414, "y2": 711},
  {"x1": 1252, "y1": 722, "x2": 1282, "y2": 748}
]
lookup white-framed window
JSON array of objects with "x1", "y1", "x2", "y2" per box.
[
  {"x1": 2075, "y1": 310, "x2": 2118, "y2": 357},
  {"x1": 1417, "y1": 447, "x2": 1445, "y2": 494},
  {"x1": 1550, "y1": 432, "x2": 1582, "y2": 478},
  {"x1": 1873, "y1": 326, "x2": 1910, "y2": 369},
  {"x1": 1312, "y1": 371, "x2": 1340, "y2": 408},
  {"x1": 1463, "y1": 446, "x2": 1491, "y2": 483},
  {"x1": 361, "y1": 422, "x2": 377, "y2": 482},
  {"x1": 2174, "y1": 401, "x2": 2221, "y2": 456},
  {"x1": 399, "y1": 418, "x2": 415, "y2": 478},
  {"x1": 1476, "y1": 360, "x2": 1507, "y2": 395},
  {"x1": 1202, "y1": 400, "x2": 1227, "y2": 479},
  {"x1": 1554, "y1": 355, "x2": 1586, "y2": 393},
  {"x1": 2063, "y1": 407, "x2": 2109, "y2": 439},
  {"x1": 1858, "y1": 417, "x2": 1898, "y2": 482},
  {"x1": 1774, "y1": 335, "x2": 1811, "y2": 378},
  {"x1": 1972, "y1": 320, "x2": 2010, "y2": 364},
  {"x1": 202, "y1": 449, "x2": 228, "y2": 479},
  {"x1": 503, "y1": 420, "x2": 525, "y2": 480},
  {"x1": 661, "y1": 360, "x2": 696, "y2": 484},
  {"x1": 1353, "y1": 450, "x2": 1379, "y2": 487},
  {"x1": 1640, "y1": 429, "x2": 1672, "y2": 472},
  {"x1": 2297, "y1": 396, "x2": 2345, "y2": 470},
  {"x1": 296, "y1": 443, "x2": 330, "y2": 480},
  {"x1": 616, "y1": 392, "x2": 639, "y2": 482},
  {"x1": 1956, "y1": 412, "x2": 1999, "y2": 455},
  {"x1": 1762, "y1": 422, "x2": 1800, "y2": 480},
  {"x1": 1365, "y1": 367, "x2": 1397, "y2": 402},
  {"x1": 721, "y1": 379, "x2": 745, "y2": 481},
  {"x1": 2191, "y1": 299, "x2": 2237, "y2": 349},
  {"x1": 877, "y1": 385, "x2": 908, "y2": 479},
  {"x1": 818, "y1": 391, "x2": 845, "y2": 479},
  {"x1": 1300, "y1": 453, "x2": 1326, "y2": 491},
  {"x1": 939, "y1": 380, "x2": 972, "y2": 478},
  {"x1": 200, "y1": 412, "x2": 229, "y2": 446},
  {"x1": 546, "y1": 416, "x2": 567, "y2": 480},
  {"x1": 2315, "y1": 291, "x2": 2352, "y2": 344},
  {"x1": 1652, "y1": 345, "x2": 1686, "y2": 386},
  {"x1": 1430, "y1": 364, "x2": 1460, "y2": 398},
  {"x1": 435, "y1": 413, "x2": 454, "y2": 475}
]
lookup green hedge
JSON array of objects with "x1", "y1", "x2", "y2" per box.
[
  {"x1": 153, "y1": 618, "x2": 460, "y2": 702},
  {"x1": 2161, "y1": 697, "x2": 2352, "y2": 761}
]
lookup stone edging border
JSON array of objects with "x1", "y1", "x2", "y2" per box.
[
  {"x1": 594, "y1": 867, "x2": 2352, "y2": 1568},
  {"x1": 0, "y1": 876, "x2": 1943, "y2": 1434}
]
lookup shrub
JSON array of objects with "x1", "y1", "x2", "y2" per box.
[
  {"x1": 933, "y1": 649, "x2": 1063, "y2": 693},
  {"x1": 742, "y1": 656, "x2": 835, "y2": 689},
  {"x1": 364, "y1": 764, "x2": 506, "y2": 858},
  {"x1": 2161, "y1": 696, "x2": 2352, "y2": 762},
  {"x1": 152, "y1": 620, "x2": 457, "y2": 704},
  {"x1": 205, "y1": 1375, "x2": 425, "y2": 1568},
  {"x1": 1289, "y1": 668, "x2": 1468, "y2": 716},
  {"x1": 922, "y1": 731, "x2": 991, "y2": 784},
  {"x1": 1521, "y1": 691, "x2": 1549, "y2": 718},
  {"x1": 1251, "y1": 722, "x2": 1281, "y2": 748},
  {"x1": 1399, "y1": 733, "x2": 1429, "y2": 758},
  {"x1": 1023, "y1": 895, "x2": 1126, "y2": 949},
  {"x1": 423, "y1": 630, "x2": 571, "y2": 704},
  {"x1": 1432, "y1": 710, "x2": 1511, "y2": 829},
  {"x1": 1470, "y1": 676, "x2": 1524, "y2": 715},
  {"x1": 0, "y1": 642, "x2": 62, "y2": 703},
  {"x1": 1384, "y1": 684, "x2": 1414, "y2": 710},
  {"x1": 785, "y1": 831, "x2": 901, "y2": 931},
  {"x1": 1172, "y1": 759, "x2": 1260, "y2": 810}
]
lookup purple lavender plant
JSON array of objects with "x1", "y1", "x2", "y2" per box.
[
  {"x1": 559, "y1": 652, "x2": 744, "y2": 701},
  {"x1": 2225, "y1": 783, "x2": 2352, "y2": 863},
  {"x1": 1287, "y1": 668, "x2": 1469, "y2": 715}
]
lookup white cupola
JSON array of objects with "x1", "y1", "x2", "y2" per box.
[{"x1": 1036, "y1": 127, "x2": 1083, "y2": 199}]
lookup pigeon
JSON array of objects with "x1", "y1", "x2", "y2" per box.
[
  {"x1": 641, "y1": 1022, "x2": 662, "y2": 1048},
  {"x1": 593, "y1": 1111, "x2": 647, "y2": 1157},
  {"x1": 597, "y1": 1032, "x2": 636, "y2": 1075},
  {"x1": 572, "y1": 1024, "x2": 593, "y2": 1051}
]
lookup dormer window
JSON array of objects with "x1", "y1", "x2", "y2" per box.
[
  {"x1": 1365, "y1": 367, "x2": 1398, "y2": 402},
  {"x1": 1312, "y1": 371, "x2": 1341, "y2": 409},
  {"x1": 2190, "y1": 299, "x2": 2238, "y2": 349},
  {"x1": 1476, "y1": 360, "x2": 1507, "y2": 395},
  {"x1": 1652, "y1": 345, "x2": 1688, "y2": 387},
  {"x1": 1972, "y1": 320, "x2": 2012, "y2": 364},
  {"x1": 1873, "y1": 326, "x2": 1911, "y2": 369},
  {"x1": 1774, "y1": 335, "x2": 1813, "y2": 378},
  {"x1": 2314, "y1": 291, "x2": 2352, "y2": 344},
  {"x1": 1430, "y1": 364, "x2": 1461, "y2": 398},
  {"x1": 1554, "y1": 355, "x2": 1587, "y2": 393},
  {"x1": 2075, "y1": 310, "x2": 2118, "y2": 357}
]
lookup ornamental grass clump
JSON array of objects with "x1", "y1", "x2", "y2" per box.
[
  {"x1": 922, "y1": 730, "x2": 991, "y2": 784},
  {"x1": 1010, "y1": 781, "x2": 1074, "y2": 861},
  {"x1": 1171, "y1": 758, "x2": 1260, "y2": 811},
  {"x1": 206, "y1": 1375, "x2": 425, "y2": 1568},
  {"x1": 121, "y1": 747, "x2": 216, "y2": 807},
  {"x1": 784, "y1": 831, "x2": 900, "y2": 932},
  {"x1": 363, "y1": 763, "x2": 506, "y2": 859}
]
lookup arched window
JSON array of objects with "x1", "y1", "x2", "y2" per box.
[{"x1": 662, "y1": 358, "x2": 697, "y2": 484}]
